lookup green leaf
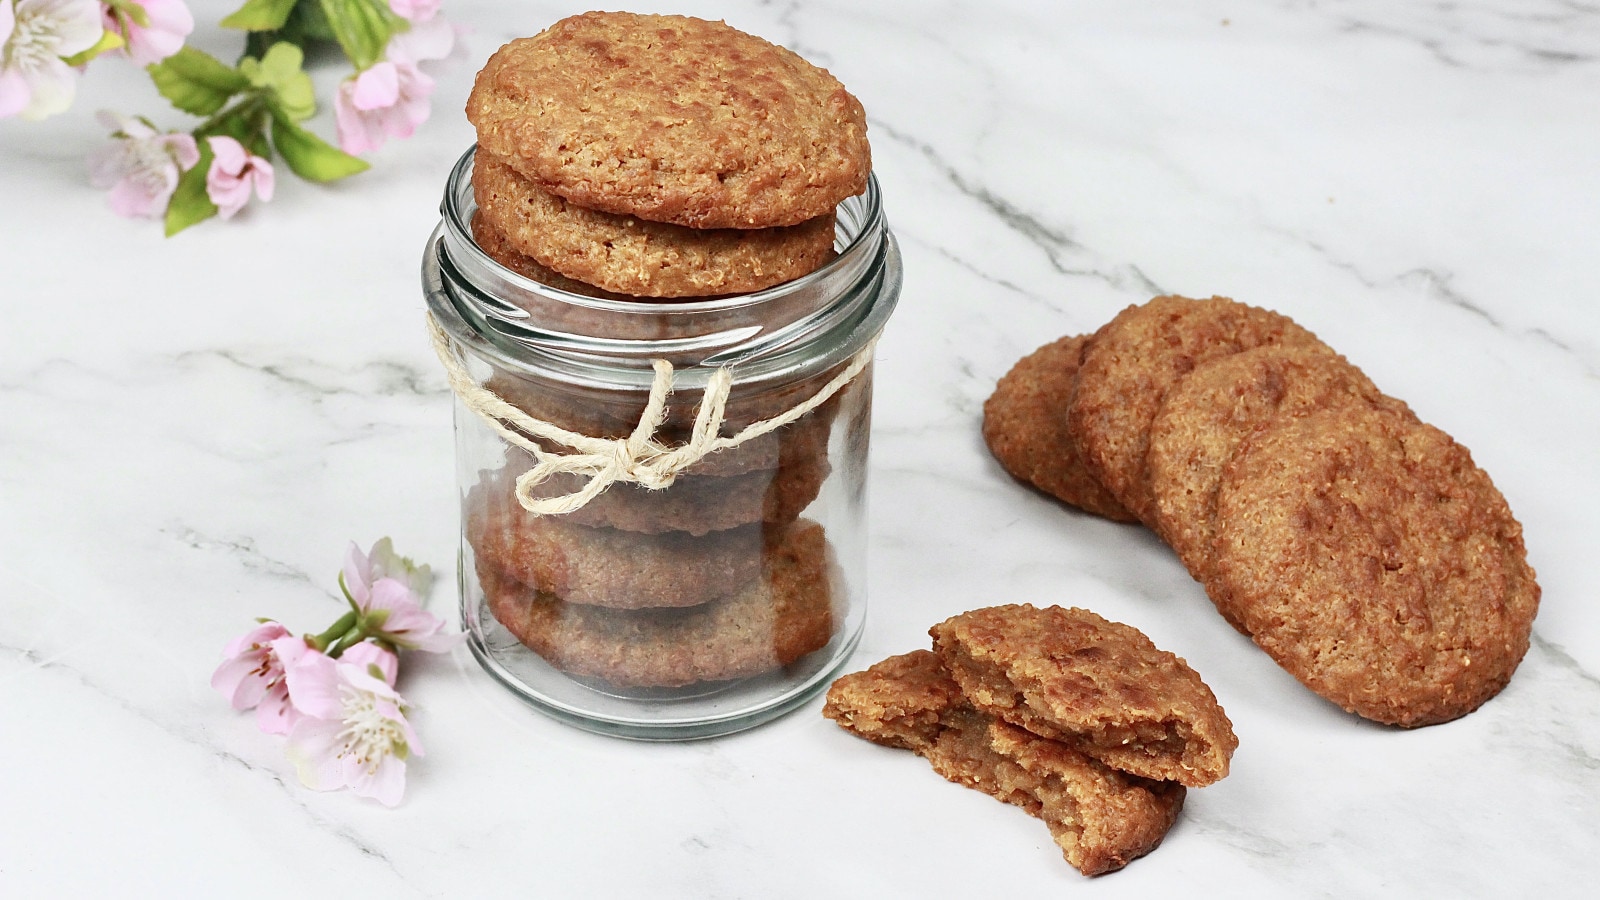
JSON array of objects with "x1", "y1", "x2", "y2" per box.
[
  {"x1": 220, "y1": 0, "x2": 300, "y2": 32},
  {"x1": 61, "y1": 29, "x2": 124, "y2": 68},
  {"x1": 270, "y1": 117, "x2": 370, "y2": 183},
  {"x1": 240, "y1": 42, "x2": 316, "y2": 122},
  {"x1": 297, "y1": 0, "x2": 338, "y2": 41},
  {"x1": 147, "y1": 47, "x2": 252, "y2": 117},
  {"x1": 165, "y1": 142, "x2": 220, "y2": 237},
  {"x1": 317, "y1": 0, "x2": 399, "y2": 71}
]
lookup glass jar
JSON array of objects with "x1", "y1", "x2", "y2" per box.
[{"x1": 422, "y1": 148, "x2": 902, "y2": 740}]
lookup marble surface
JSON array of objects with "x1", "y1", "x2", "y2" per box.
[{"x1": 4, "y1": 0, "x2": 1599, "y2": 895}]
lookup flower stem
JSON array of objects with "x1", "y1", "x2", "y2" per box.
[{"x1": 310, "y1": 610, "x2": 359, "y2": 653}]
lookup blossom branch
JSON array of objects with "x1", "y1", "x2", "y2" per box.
[
  {"x1": 1, "y1": 0, "x2": 458, "y2": 233},
  {"x1": 212, "y1": 537, "x2": 461, "y2": 807}
]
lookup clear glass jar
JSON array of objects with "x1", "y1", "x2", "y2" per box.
[{"x1": 423, "y1": 148, "x2": 901, "y2": 739}]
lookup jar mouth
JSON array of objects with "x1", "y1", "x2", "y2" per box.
[{"x1": 426, "y1": 145, "x2": 901, "y2": 388}]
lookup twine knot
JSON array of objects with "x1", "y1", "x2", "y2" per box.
[{"x1": 427, "y1": 313, "x2": 874, "y2": 516}]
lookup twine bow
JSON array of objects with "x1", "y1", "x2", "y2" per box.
[{"x1": 427, "y1": 313, "x2": 875, "y2": 516}]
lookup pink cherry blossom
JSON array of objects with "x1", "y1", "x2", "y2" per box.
[
  {"x1": 340, "y1": 639, "x2": 399, "y2": 688},
  {"x1": 283, "y1": 650, "x2": 422, "y2": 807},
  {"x1": 344, "y1": 536, "x2": 434, "y2": 601},
  {"x1": 204, "y1": 135, "x2": 274, "y2": 219},
  {"x1": 341, "y1": 539, "x2": 459, "y2": 653},
  {"x1": 0, "y1": 0, "x2": 106, "y2": 120},
  {"x1": 387, "y1": 0, "x2": 438, "y2": 23},
  {"x1": 104, "y1": 0, "x2": 192, "y2": 66},
  {"x1": 362, "y1": 577, "x2": 462, "y2": 652},
  {"x1": 332, "y1": 15, "x2": 455, "y2": 156},
  {"x1": 333, "y1": 60, "x2": 428, "y2": 155},
  {"x1": 87, "y1": 110, "x2": 200, "y2": 218},
  {"x1": 211, "y1": 623, "x2": 320, "y2": 735}
]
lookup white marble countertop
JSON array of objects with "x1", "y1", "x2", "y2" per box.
[{"x1": 4, "y1": 1, "x2": 1599, "y2": 895}]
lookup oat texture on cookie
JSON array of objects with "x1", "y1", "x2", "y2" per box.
[
  {"x1": 980, "y1": 294, "x2": 1539, "y2": 727},
  {"x1": 466, "y1": 11, "x2": 870, "y2": 229},
  {"x1": 824, "y1": 606, "x2": 1227, "y2": 875},
  {"x1": 824, "y1": 648, "x2": 1187, "y2": 877}
]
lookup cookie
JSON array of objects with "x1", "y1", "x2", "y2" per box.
[
  {"x1": 1146, "y1": 343, "x2": 1412, "y2": 586},
  {"x1": 467, "y1": 483, "x2": 765, "y2": 609},
  {"x1": 467, "y1": 12, "x2": 871, "y2": 229},
  {"x1": 823, "y1": 650, "x2": 1186, "y2": 876},
  {"x1": 1209, "y1": 406, "x2": 1539, "y2": 727},
  {"x1": 1068, "y1": 295, "x2": 1325, "y2": 524},
  {"x1": 982, "y1": 334, "x2": 1137, "y2": 523},
  {"x1": 480, "y1": 519, "x2": 836, "y2": 687},
  {"x1": 820, "y1": 649, "x2": 968, "y2": 752},
  {"x1": 930, "y1": 604, "x2": 1237, "y2": 787},
  {"x1": 469, "y1": 210, "x2": 635, "y2": 300},
  {"x1": 473, "y1": 153, "x2": 838, "y2": 298}
]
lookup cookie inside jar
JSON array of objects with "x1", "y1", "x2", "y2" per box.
[{"x1": 425, "y1": 11, "x2": 900, "y2": 738}]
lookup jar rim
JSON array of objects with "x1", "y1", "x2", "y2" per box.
[
  {"x1": 425, "y1": 146, "x2": 901, "y2": 390},
  {"x1": 439, "y1": 145, "x2": 885, "y2": 319}
]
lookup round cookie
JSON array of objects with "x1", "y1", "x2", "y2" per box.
[
  {"x1": 469, "y1": 210, "x2": 634, "y2": 300},
  {"x1": 473, "y1": 153, "x2": 838, "y2": 298},
  {"x1": 930, "y1": 604, "x2": 1237, "y2": 787},
  {"x1": 479, "y1": 519, "x2": 837, "y2": 688},
  {"x1": 466, "y1": 11, "x2": 870, "y2": 228},
  {"x1": 1146, "y1": 343, "x2": 1413, "y2": 588},
  {"x1": 1068, "y1": 295, "x2": 1325, "y2": 526},
  {"x1": 1209, "y1": 405, "x2": 1539, "y2": 727},
  {"x1": 982, "y1": 335, "x2": 1137, "y2": 523},
  {"x1": 467, "y1": 489, "x2": 765, "y2": 609}
]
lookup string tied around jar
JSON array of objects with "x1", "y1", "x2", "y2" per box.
[{"x1": 427, "y1": 313, "x2": 876, "y2": 516}]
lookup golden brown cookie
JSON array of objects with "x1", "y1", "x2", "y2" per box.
[
  {"x1": 930, "y1": 604, "x2": 1237, "y2": 787},
  {"x1": 480, "y1": 519, "x2": 836, "y2": 688},
  {"x1": 473, "y1": 153, "x2": 838, "y2": 298},
  {"x1": 823, "y1": 650, "x2": 1185, "y2": 876},
  {"x1": 982, "y1": 335, "x2": 1137, "y2": 523},
  {"x1": 821, "y1": 649, "x2": 968, "y2": 752},
  {"x1": 469, "y1": 210, "x2": 635, "y2": 299},
  {"x1": 1146, "y1": 343, "x2": 1413, "y2": 587},
  {"x1": 1209, "y1": 406, "x2": 1539, "y2": 727},
  {"x1": 467, "y1": 484, "x2": 764, "y2": 609},
  {"x1": 466, "y1": 12, "x2": 870, "y2": 229},
  {"x1": 1068, "y1": 296, "x2": 1325, "y2": 525}
]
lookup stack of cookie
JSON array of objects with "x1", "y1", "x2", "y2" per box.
[
  {"x1": 984, "y1": 295, "x2": 1540, "y2": 727},
  {"x1": 464, "y1": 10, "x2": 868, "y2": 298},
  {"x1": 458, "y1": 12, "x2": 874, "y2": 689},
  {"x1": 824, "y1": 604, "x2": 1237, "y2": 876}
]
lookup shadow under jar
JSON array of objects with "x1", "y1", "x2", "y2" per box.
[{"x1": 423, "y1": 148, "x2": 902, "y2": 740}]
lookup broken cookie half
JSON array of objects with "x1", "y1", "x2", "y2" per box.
[
  {"x1": 825, "y1": 606, "x2": 1236, "y2": 875},
  {"x1": 823, "y1": 649, "x2": 1187, "y2": 877},
  {"x1": 930, "y1": 604, "x2": 1237, "y2": 787}
]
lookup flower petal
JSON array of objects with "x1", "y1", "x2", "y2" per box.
[
  {"x1": 285, "y1": 717, "x2": 349, "y2": 791},
  {"x1": 340, "y1": 640, "x2": 399, "y2": 687},
  {"x1": 342, "y1": 540, "x2": 373, "y2": 605},
  {"x1": 350, "y1": 754, "x2": 409, "y2": 807},
  {"x1": 389, "y1": 15, "x2": 456, "y2": 65},
  {"x1": 351, "y1": 62, "x2": 400, "y2": 111},
  {"x1": 17, "y1": 56, "x2": 80, "y2": 121},
  {"x1": 280, "y1": 642, "x2": 343, "y2": 719},
  {"x1": 0, "y1": 69, "x2": 30, "y2": 119}
]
